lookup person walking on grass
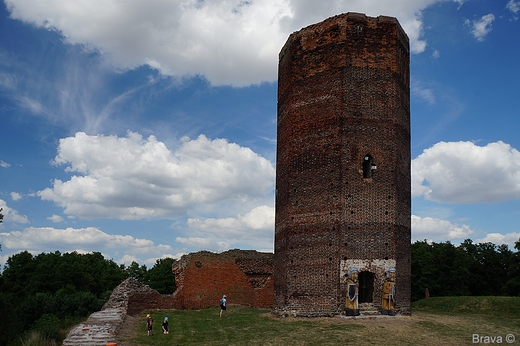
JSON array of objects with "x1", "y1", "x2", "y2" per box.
[{"x1": 220, "y1": 295, "x2": 227, "y2": 317}]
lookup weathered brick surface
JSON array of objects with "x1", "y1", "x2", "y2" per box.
[
  {"x1": 274, "y1": 13, "x2": 411, "y2": 317},
  {"x1": 171, "y1": 249, "x2": 274, "y2": 309},
  {"x1": 102, "y1": 277, "x2": 172, "y2": 313}
]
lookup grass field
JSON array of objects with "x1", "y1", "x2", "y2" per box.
[{"x1": 117, "y1": 297, "x2": 520, "y2": 346}]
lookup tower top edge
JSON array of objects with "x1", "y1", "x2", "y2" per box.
[
  {"x1": 280, "y1": 12, "x2": 409, "y2": 57},
  {"x1": 293, "y1": 12, "x2": 407, "y2": 37}
]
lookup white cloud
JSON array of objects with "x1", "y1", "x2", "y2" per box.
[
  {"x1": 176, "y1": 205, "x2": 275, "y2": 252},
  {"x1": 475, "y1": 232, "x2": 520, "y2": 248},
  {"x1": 175, "y1": 237, "x2": 213, "y2": 248},
  {"x1": 454, "y1": 0, "x2": 466, "y2": 6},
  {"x1": 412, "y1": 216, "x2": 520, "y2": 250},
  {"x1": 5, "y1": 0, "x2": 461, "y2": 86},
  {"x1": 47, "y1": 214, "x2": 64, "y2": 223},
  {"x1": 10, "y1": 192, "x2": 22, "y2": 201},
  {"x1": 0, "y1": 199, "x2": 29, "y2": 224},
  {"x1": 412, "y1": 141, "x2": 520, "y2": 203},
  {"x1": 411, "y1": 80, "x2": 436, "y2": 104},
  {"x1": 465, "y1": 13, "x2": 495, "y2": 41},
  {"x1": 412, "y1": 215, "x2": 474, "y2": 242},
  {"x1": 507, "y1": 0, "x2": 520, "y2": 15},
  {"x1": 176, "y1": 205, "x2": 274, "y2": 251},
  {"x1": 187, "y1": 205, "x2": 274, "y2": 235},
  {"x1": 0, "y1": 226, "x2": 172, "y2": 265},
  {"x1": 0, "y1": 160, "x2": 11, "y2": 168},
  {"x1": 37, "y1": 132, "x2": 275, "y2": 220}
]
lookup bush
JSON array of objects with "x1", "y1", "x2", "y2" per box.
[
  {"x1": 19, "y1": 330, "x2": 58, "y2": 346},
  {"x1": 33, "y1": 314, "x2": 62, "y2": 341}
]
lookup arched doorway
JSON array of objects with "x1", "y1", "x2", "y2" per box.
[{"x1": 358, "y1": 271, "x2": 374, "y2": 303}]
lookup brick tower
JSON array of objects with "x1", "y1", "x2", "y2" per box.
[{"x1": 274, "y1": 13, "x2": 411, "y2": 317}]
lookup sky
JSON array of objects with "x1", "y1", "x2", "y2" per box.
[{"x1": 1, "y1": 0, "x2": 520, "y2": 268}]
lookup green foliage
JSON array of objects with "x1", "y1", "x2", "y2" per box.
[
  {"x1": 145, "y1": 257, "x2": 176, "y2": 294},
  {"x1": 33, "y1": 314, "x2": 62, "y2": 341},
  {"x1": 0, "y1": 250, "x2": 127, "y2": 345},
  {"x1": 0, "y1": 292, "x2": 17, "y2": 345},
  {"x1": 1, "y1": 251, "x2": 126, "y2": 299},
  {"x1": 505, "y1": 248, "x2": 520, "y2": 296},
  {"x1": 125, "y1": 261, "x2": 148, "y2": 282},
  {"x1": 411, "y1": 239, "x2": 519, "y2": 301},
  {"x1": 19, "y1": 330, "x2": 58, "y2": 346},
  {"x1": 0, "y1": 250, "x2": 177, "y2": 345}
]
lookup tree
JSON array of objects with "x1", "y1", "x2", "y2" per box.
[
  {"x1": 145, "y1": 258, "x2": 176, "y2": 294},
  {"x1": 412, "y1": 239, "x2": 517, "y2": 300},
  {"x1": 2, "y1": 251, "x2": 36, "y2": 298},
  {"x1": 411, "y1": 240, "x2": 436, "y2": 301},
  {"x1": 0, "y1": 250, "x2": 127, "y2": 345},
  {"x1": 125, "y1": 261, "x2": 147, "y2": 282},
  {"x1": 504, "y1": 238, "x2": 520, "y2": 296}
]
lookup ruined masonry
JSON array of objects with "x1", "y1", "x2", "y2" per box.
[
  {"x1": 172, "y1": 249, "x2": 274, "y2": 309},
  {"x1": 274, "y1": 12, "x2": 412, "y2": 317},
  {"x1": 62, "y1": 250, "x2": 273, "y2": 345},
  {"x1": 62, "y1": 278, "x2": 161, "y2": 346}
]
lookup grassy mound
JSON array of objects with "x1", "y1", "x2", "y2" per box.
[{"x1": 412, "y1": 296, "x2": 520, "y2": 318}]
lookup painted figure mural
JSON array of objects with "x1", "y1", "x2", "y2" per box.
[
  {"x1": 345, "y1": 268, "x2": 360, "y2": 316},
  {"x1": 381, "y1": 268, "x2": 396, "y2": 315}
]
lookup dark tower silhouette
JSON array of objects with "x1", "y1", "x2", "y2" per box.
[{"x1": 274, "y1": 13, "x2": 411, "y2": 317}]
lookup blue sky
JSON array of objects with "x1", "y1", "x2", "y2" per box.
[{"x1": 1, "y1": 0, "x2": 520, "y2": 268}]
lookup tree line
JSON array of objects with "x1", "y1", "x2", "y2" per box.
[
  {"x1": 0, "y1": 236, "x2": 519, "y2": 344},
  {"x1": 0, "y1": 250, "x2": 176, "y2": 345},
  {"x1": 411, "y1": 239, "x2": 520, "y2": 301}
]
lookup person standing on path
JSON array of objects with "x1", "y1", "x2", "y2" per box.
[{"x1": 220, "y1": 295, "x2": 227, "y2": 317}]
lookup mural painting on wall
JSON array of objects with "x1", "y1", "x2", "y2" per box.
[
  {"x1": 345, "y1": 268, "x2": 360, "y2": 316},
  {"x1": 381, "y1": 267, "x2": 396, "y2": 316}
]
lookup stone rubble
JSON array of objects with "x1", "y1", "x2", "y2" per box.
[{"x1": 62, "y1": 278, "x2": 152, "y2": 346}]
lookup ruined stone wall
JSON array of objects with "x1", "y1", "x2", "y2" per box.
[
  {"x1": 275, "y1": 12, "x2": 411, "y2": 317},
  {"x1": 63, "y1": 278, "x2": 160, "y2": 346},
  {"x1": 172, "y1": 249, "x2": 274, "y2": 310},
  {"x1": 99, "y1": 249, "x2": 274, "y2": 314},
  {"x1": 63, "y1": 250, "x2": 273, "y2": 344}
]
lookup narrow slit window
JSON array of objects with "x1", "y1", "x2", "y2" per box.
[{"x1": 362, "y1": 154, "x2": 376, "y2": 178}]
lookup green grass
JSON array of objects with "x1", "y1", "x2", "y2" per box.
[
  {"x1": 128, "y1": 306, "x2": 364, "y2": 346},
  {"x1": 120, "y1": 297, "x2": 520, "y2": 346},
  {"x1": 412, "y1": 296, "x2": 520, "y2": 319}
]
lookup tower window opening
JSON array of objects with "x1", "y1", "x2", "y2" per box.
[{"x1": 362, "y1": 154, "x2": 377, "y2": 178}]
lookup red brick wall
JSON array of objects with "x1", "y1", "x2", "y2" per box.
[
  {"x1": 274, "y1": 12, "x2": 411, "y2": 317},
  {"x1": 171, "y1": 250, "x2": 274, "y2": 310},
  {"x1": 100, "y1": 251, "x2": 273, "y2": 316}
]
